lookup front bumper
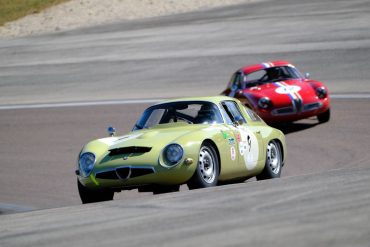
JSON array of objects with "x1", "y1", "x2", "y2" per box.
[
  {"x1": 256, "y1": 98, "x2": 330, "y2": 123},
  {"x1": 77, "y1": 160, "x2": 196, "y2": 191}
]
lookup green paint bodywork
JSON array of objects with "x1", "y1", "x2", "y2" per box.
[{"x1": 77, "y1": 96, "x2": 286, "y2": 190}]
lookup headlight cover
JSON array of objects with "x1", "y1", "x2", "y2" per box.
[
  {"x1": 315, "y1": 87, "x2": 327, "y2": 99},
  {"x1": 79, "y1": 152, "x2": 96, "y2": 177},
  {"x1": 163, "y1": 144, "x2": 184, "y2": 167},
  {"x1": 258, "y1": 97, "x2": 271, "y2": 109}
]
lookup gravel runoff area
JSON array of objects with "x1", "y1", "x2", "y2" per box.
[{"x1": 0, "y1": 0, "x2": 255, "y2": 38}]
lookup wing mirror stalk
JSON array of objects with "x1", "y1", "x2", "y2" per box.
[{"x1": 107, "y1": 126, "x2": 116, "y2": 137}]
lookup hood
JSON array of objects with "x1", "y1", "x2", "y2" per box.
[
  {"x1": 96, "y1": 123, "x2": 207, "y2": 151},
  {"x1": 243, "y1": 79, "x2": 318, "y2": 108}
]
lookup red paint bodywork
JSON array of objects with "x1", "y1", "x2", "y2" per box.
[{"x1": 222, "y1": 61, "x2": 330, "y2": 123}]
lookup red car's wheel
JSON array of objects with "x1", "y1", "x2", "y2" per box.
[{"x1": 317, "y1": 108, "x2": 330, "y2": 123}]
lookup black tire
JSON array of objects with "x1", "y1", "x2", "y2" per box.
[
  {"x1": 317, "y1": 108, "x2": 330, "y2": 123},
  {"x1": 256, "y1": 140, "x2": 282, "y2": 180},
  {"x1": 187, "y1": 142, "x2": 219, "y2": 189},
  {"x1": 77, "y1": 179, "x2": 114, "y2": 204}
]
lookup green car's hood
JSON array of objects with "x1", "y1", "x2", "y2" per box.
[{"x1": 95, "y1": 123, "x2": 209, "y2": 151}]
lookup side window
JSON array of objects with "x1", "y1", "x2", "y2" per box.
[
  {"x1": 244, "y1": 106, "x2": 262, "y2": 122},
  {"x1": 221, "y1": 101, "x2": 247, "y2": 124},
  {"x1": 245, "y1": 70, "x2": 266, "y2": 83},
  {"x1": 230, "y1": 72, "x2": 242, "y2": 90},
  {"x1": 219, "y1": 106, "x2": 233, "y2": 125}
]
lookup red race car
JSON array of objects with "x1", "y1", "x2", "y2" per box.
[{"x1": 221, "y1": 61, "x2": 330, "y2": 123}]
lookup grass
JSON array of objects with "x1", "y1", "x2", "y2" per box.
[{"x1": 0, "y1": 0, "x2": 70, "y2": 26}]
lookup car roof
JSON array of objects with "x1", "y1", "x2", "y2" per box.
[
  {"x1": 156, "y1": 96, "x2": 237, "y2": 105},
  {"x1": 240, "y1": 60, "x2": 295, "y2": 74}
]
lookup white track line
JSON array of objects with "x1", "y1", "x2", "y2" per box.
[
  {"x1": 331, "y1": 94, "x2": 370, "y2": 99},
  {"x1": 0, "y1": 203, "x2": 35, "y2": 213},
  {"x1": 0, "y1": 99, "x2": 162, "y2": 110},
  {"x1": 0, "y1": 94, "x2": 369, "y2": 110}
]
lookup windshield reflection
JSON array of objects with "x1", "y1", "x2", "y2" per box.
[{"x1": 133, "y1": 101, "x2": 224, "y2": 130}]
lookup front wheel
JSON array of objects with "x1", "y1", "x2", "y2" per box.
[
  {"x1": 187, "y1": 142, "x2": 219, "y2": 189},
  {"x1": 257, "y1": 140, "x2": 282, "y2": 180},
  {"x1": 317, "y1": 108, "x2": 330, "y2": 123},
  {"x1": 152, "y1": 185, "x2": 180, "y2": 195},
  {"x1": 77, "y1": 179, "x2": 114, "y2": 204}
]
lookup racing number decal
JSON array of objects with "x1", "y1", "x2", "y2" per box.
[
  {"x1": 237, "y1": 126, "x2": 259, "y2": 170},
  {"x1": 247, "y1": 135, "x2": 251, "y2": 152},
  {"x1": 274, "y1": 82, "x2": 301, "y2": 95}
]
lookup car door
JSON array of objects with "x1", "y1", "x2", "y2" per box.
[{"x1": 220, "y1": 101, "x2": 263, "y2": 173}]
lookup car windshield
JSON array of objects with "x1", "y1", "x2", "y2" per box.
[
  {"x1": 133, "y1": 101, "x2": 224, "y2": 130},
  {"x1": 230, "y1": 66, "x2": 303, "y2": 90}
]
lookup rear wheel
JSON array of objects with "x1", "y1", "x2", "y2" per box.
[
  {"x1": 317, "y1": 108, "x2": 330, "y2": 123},
  {"x1": 77, "y1": 179, "x2": 114, "y2": 204},
  {"x1": 187, "y1": 142, "x2": 219, "y2": 189},
  {"x1": 257, "y1": 140, "x2": 282, "y2": 180}
]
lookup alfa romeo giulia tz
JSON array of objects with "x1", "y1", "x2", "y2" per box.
[{"x1": 76, "y1": 96, "x2": 286, "y2": 203}]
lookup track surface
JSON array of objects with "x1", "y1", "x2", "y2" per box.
[
  {"x1": 0, "y1": 98, "x2": 369, "y2": 212},
  {"x1": 1, "y1": 167, "x2": 370, "y2": 247},
  {"x1": 0, "y1": 0, "x2": 370, "y2": 245},
  {"x1": 0, "y1": 0, "x2": 369, "y2": 105}
]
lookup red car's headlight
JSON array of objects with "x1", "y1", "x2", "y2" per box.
[
  {"x1": 315, "y1": 87, "x2": 327, "y2": 99},
  {"x1": 258, "y1": 97, "x2": 272, "y2": 109}
]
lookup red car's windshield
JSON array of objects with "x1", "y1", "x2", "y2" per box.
[{"x1": 229, "y1": 66, "x2": 303, "y2": 90}]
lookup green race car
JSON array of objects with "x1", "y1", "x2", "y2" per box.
[{"x1": 76, "y1": 96, "x2": 286, "y2": 203}]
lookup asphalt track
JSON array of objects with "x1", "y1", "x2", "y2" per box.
[
  {"x1": 1, "y1": 0, "x2": 370, "y2": 246},
  {"x1": 1, "y1": 167, "x2": 370, "y2": 247}
]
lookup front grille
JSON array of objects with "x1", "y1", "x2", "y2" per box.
[
  {"x1": 303, "y1": 102, "x2": 323, "y2": 111},
  {"x1": 109, "y1": 146, "x2": 152, "y2": 156},
  {"x1": 116, "y1": 167, "x2": 130, "y2": 179},
  {"x1": 117, "y1": 167, "x2": 155, "y2": 179},
  {"x1": 95, "y1": 166, "x2": 155, "y2": 180},
  {"x1": 96, "y1": 170, "x2": 119, "y2": 180},
  {"x1": 271, "y1": 101, "x2": 323, "y2": 116},
  {"x1": 293, "y1": 98, "x2": 303, "y2": 112},
  {"x1": 130, "y1": 168, "x2": 155, "y2": 178},
  {"x1": 272, "y1": 107, "x2": 294, "y2": 116}
]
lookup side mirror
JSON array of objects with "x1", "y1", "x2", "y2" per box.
[
  {"x1": 305, "y1": 72, "x2": 310, "y2": 79},
  {"x1": 231, "y1": 84, "x2": 238, "y2": 91},
  {"x1": 236, "y1": 120, "x2": 244, "y2": 126},
  {"x1": 235, "y1": 89, "x2": 243, "y2": 97},
  {"x1": 107, "y1": 126, "x2": 116, "y2": 137}
]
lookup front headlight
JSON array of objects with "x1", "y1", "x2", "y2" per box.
[
  {"x1": 163, "y1": 144, "x2": 184, "y2": 166},
  {"x1": 315, "y1": 87, "x2": 327, "y2": 99},
  {"x1": 258, "y1": 97, "x2": 271, "y2": 109},
  {"x1": 79, "y1": 152, "x2": 96, "y2": 177}
]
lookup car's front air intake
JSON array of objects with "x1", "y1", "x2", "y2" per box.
[{"x1": 96, "y1": 167, "x2": 155, "y2": 180}]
